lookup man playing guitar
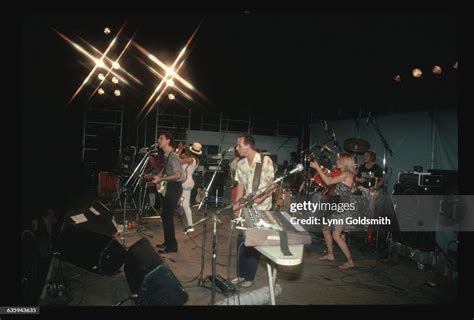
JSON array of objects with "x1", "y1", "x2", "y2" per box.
[{"x1": 145, "y1": 132, "x2": 183, "y2": 253}]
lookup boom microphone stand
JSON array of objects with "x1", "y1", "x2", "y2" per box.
[{"x1": 114, "y1": 148, "x2": 155, "y2": 247}]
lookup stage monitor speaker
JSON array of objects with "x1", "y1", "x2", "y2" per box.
[
  {"x1": 56, "y1": 223, "x2": 126, "y2": 275},
  {"x1": 124, "y1": 238, "x2": 188, "y2": 305},
  {"x1": 391, "y1": 183, "x2": 438, "y2": 252},
  {"x1": 69, "y1": 201, "x2": 117, "y2": 236}
]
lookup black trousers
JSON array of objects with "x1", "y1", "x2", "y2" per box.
[{"x1": 161, "y1": 182, "x2": 182, "y2": 250}]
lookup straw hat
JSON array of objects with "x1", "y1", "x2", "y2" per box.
[{"x1": 189, "y1": 142, "x2": 203, "y2": 155}]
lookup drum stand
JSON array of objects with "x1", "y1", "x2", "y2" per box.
[{"x1": 367, "y1": 115, "x2": 393, "y2": 254}]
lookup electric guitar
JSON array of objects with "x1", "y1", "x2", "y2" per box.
[
  {"x1": 156, "y1": 180, "x2": 167, "y2": 196},
  {"x1": 143, "y1": 174, "x2": 167, "y2": 196}
]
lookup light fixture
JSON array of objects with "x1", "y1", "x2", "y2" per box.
[
  {"x1": 98, "y1": 88, "x2": 105, "y2": 95},
  {"x1": 432, "y1": 65, "x2": 442, "y2": 75},
  {"x1": 412, "y1": 68, "x2": 422, "y2": 78},
  {"x1": 104, "y1": 27, "x2": 111, "y2": 34},
  {"x1": 394, "y1": 74, "x2": 401, "y2": 82},
  {"x1": 98, "y1": 73, "x2": 105, "y2": 81},
  {"x1": 166, "y1": 67, "x2": 175, "y2": 77},
  {"x1": 453, "y1": 61, "x2": 458, "y2": 70},
  {"x1": 166, "y1": 79, "x2": 175, "y2": 87},
  {"x1": 112, "y1": 76, "x2": 119, "y2": 84},
  {"x1": 112, "y1": 62, "x2": 120, "y2": 70},
  {"x1": 114, "y1": 89, "x2": 121, "y2": 96},
  {"x1": 168, "y1": 93, "x2": 175, "y2": 100}
]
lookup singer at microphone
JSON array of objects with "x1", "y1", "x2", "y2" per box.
[
  {"x1": 145, "y1": 143, "x2": 158, "y2": 151},
  {"x1": 230, "y1": 134, "x2": 278, "y2": 285}
]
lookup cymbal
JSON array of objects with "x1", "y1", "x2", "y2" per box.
[{"x1": 343, "y1": 138, "x2": 370, "y2": 154}]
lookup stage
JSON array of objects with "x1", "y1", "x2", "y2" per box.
[{"x1": 37, "y1": 195, "x2": 457, "y2": 306}]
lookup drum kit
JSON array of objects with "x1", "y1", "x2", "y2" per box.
[{"x1": 276, "y1": 135, "x2": 372, "y2": 213}]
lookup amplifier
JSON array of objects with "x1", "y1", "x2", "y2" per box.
[
  {"x1": 398, "y1": 172, "x2": 442, "y2": 187},
  {"x1": 419, "y1": 174, "x2": 443, "y2": 187},
  {"x1": 398, "y1": 172, "x2": 420, "y2": 185}
]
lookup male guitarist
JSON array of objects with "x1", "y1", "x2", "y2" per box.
[
  {"x1": 148, "y1": 132, "x2": 183, "y2": 253},
  {"x1": 232, "y1": 134, "x2": 275, "y2": 288},
  {"x1": 354, "y1": 149, "x2": 384, "y2": 246}
]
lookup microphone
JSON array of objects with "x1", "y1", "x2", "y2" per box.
[
  {"x1": 145, "y1": 143, "x2": 158, "y2": 151},
  {"x1": 365, "y1": 112, "x2": 372, "y2": 125},
  {"x1": 289, "y1": 163, "x2": 304, "y2": 174},
  {"x1": 272, "y1": 164, "x2": 304, "y2": 185},
  {"x1": 217, "y1": 147, "x2": 234, "y2": 157}
]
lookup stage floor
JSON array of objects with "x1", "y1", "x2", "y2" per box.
[{"x1": 38, "y1": 196, "x2": 457, "y2": 306}]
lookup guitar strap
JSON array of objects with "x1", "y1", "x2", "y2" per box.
[
  {"x1": 252, "y1": 155, "x2": 292, "y2": 256},
  {"x1": 162, "y1": 150, "x2": 174, "y2": 177},
  {"x1": 252, "y1": 154, "x2": 265, "y2": 193}
]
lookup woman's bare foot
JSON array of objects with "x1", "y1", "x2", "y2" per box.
[
  {"x1": 318, "y1": 254, "x2": 335, "y2": 261},
  {"x1": 338, "y1": 261, "x2": 355, "y2": 269}
]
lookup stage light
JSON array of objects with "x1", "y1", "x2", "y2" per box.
[
  {"x1": 114, "y1": 89, "x2": 121, "y2": 96},
  {"x1": 166, "y1": 79, "x2": 175, "y2": 87},
  {"x1": 432, "y1": 65, "x2": 442, "y2": 75},
  {"x1": 96, "y1": 59, "x2": 106, "y2": 69},
  {"x1": 168, "y1": 93, "x2": 175, "y2": 100},
  {"x1": 166, "y1": 67, "x2": 175, "y2": 77},
  {"x1": 98, "y1": 88, "x2": 105, "y2": 95},
  {"x1": 104, "y1": 27, "x2": 111, "y2": 35},
  {"x1": 112, "y1": 76, "x2": 119, "y2": 84},
  {"x1": 112, "y1": 61, "x2": 120, "y2": 70},
  {"x1": 394, "y1": 74, "x2": 401, "y2": 82},
  {"x1": 453, "y1": 61, "x2": 458, "y2": 70},
  {"x1": 98, "y1": 73, "x2": 105, "y2": 81},
  {"x1": 412, "y1": 68, "x2": 422, "y2": 78}
]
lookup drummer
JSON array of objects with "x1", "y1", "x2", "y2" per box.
[
  {"x1": 354, "y1": 149, "x2": 384, "y2": 222},
  {"x1": 354, "y1": 149, "x2": 384, "y2": 192}
]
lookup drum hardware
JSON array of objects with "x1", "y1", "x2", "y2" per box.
[{"x1": 343, "y1": 138, "x2": 370, "y2": 154}]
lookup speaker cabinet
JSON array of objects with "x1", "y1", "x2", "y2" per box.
[
  {"x1": 56, "y1": 223, "x2": 126, "y2": 275},
  {"x1": 72, "y1": 201, "x2": 117, "y2": 236},
  {"x1": 391, "y1": 183, "x2": 438, "y2": 252},
  {"x1": 124, "y1": 238, "x2": 188, "y2": 305}
]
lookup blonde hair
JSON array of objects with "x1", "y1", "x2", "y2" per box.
[{"x1": 337, "y1": 153, "x2": 356, "y2": 174}]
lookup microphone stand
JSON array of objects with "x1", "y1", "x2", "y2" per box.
[
  {"x1": 113, "y1": 149, "x2": 154, "y2": 247},
  {"x1": 135, "y1": 156, "x2": 154, "y2": 239},
  {"x1": 184, "y1": 164, "x2": 302, "y2": 305},
  {"x1": 193, "y1": 151, "x2": 228, "y2": 302},
  {"x1": 367, "y1": 116, "x2": 393, "y2": 252}
]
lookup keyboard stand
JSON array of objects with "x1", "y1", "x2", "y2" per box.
[{"x1": 255, "y1": 244, "x2": 304, "y2": 305}]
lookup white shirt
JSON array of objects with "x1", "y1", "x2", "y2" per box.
[{"x1": 234, "y1": 153, "x2": 274, "y2": 210}]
